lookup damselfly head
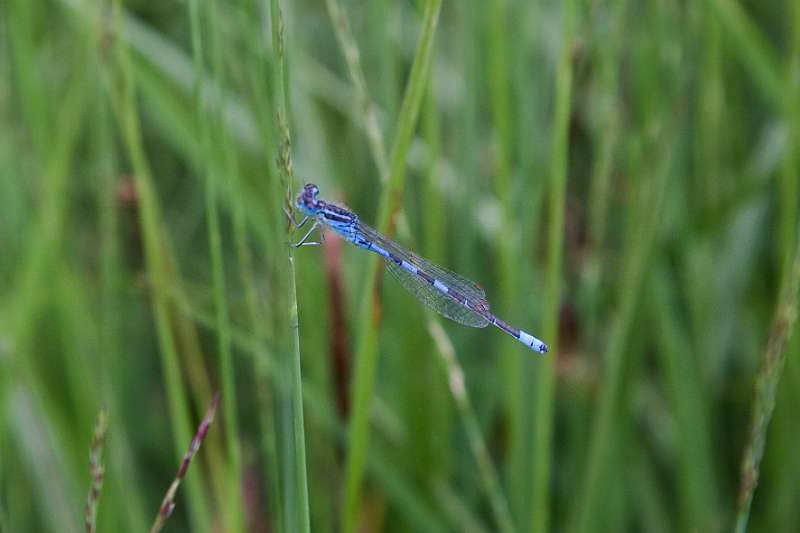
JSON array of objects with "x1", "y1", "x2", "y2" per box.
[{"x1": 296, "y1": 183, "x2": 321, "y2": 215}]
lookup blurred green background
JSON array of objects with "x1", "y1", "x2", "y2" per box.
[{"x1": 1, "y1": 0, "x2": 799, "y2": 532}]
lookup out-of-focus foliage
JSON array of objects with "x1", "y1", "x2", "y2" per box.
[{"x1": 0, "y1": 0, "x2": 798, "y2": 531}]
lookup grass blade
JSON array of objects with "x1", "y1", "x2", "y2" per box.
[
  {"x1": 531, "y1": 2, "x2": 575, "y2": 531},
  {"x1": 150, "y1": 394, "x2": 220, "y2": 533},
  {"x1": 84, "y1": 408, "x2": 108, "y2": 533},
  {"x1": 342, "y1": 2, "x2": 442, "y2": 531},
  {"x1": 734, "y1": 230, "x2": 800, "y2": 533},
  {"x1": 107, "y1": 2, "x2": 212, "y2": 529},
  {"x1": 270, "y1": 2, "x2": 312, "y2": 531},
  {"x1": 186, "y1": 0, "x2": 244, "y2": 529},
  {"x1": 574, "y1": 127, "x2": 674, "y2": 533},
  {"x1": 429, "y1": 321, "x2": 515, "y2": 533}
]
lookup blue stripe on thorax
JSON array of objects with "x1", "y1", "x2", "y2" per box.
[{"x1": 318, "y1": 203, "x2": 359, "y2": 242}]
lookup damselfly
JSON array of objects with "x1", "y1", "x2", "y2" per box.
[{"x1": 292, "y1": 184, "x2": 548, "y2": 354}]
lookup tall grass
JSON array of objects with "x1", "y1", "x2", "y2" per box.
[
  {"x1": 341, "y1": 2, "x2": 442, "y2": 532},
  {"x1": 1, "y1": 0, "x2": 799, "y2": 532}
]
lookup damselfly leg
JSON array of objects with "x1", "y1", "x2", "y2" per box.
[
  {"x1": 292, "y1": 220, "x2": 324, "y2": 247},
  {"x1": 284, "y1": 206, "x2": 310, "y2": 229}
]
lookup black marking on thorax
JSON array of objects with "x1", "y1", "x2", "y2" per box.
[{"x1": 319, "y1": 201, "x2": 357, "y2": 224}]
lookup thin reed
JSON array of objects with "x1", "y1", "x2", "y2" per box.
[
  {"x1": 84, "y1": 409, "x2": 108, "y2": 533},
  {"x1": 150, "y1": 394, "x2": 220, "y2": 533}
]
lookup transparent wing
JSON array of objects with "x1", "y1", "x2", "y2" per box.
[
  {"x1": 357, "y1": 223, "x2": 489, "y2": 304},
  {"x1": 356, "y1": 223, "x2": 490, "y2": 328},
  {"x1": 384, "y1": 259, "x2": 490, "y2": 328}
]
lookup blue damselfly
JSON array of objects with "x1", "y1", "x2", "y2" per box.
[{"x1": 292, "y1": 184, "x2": 548, "y2": 354}]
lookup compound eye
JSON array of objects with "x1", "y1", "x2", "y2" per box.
[{"x1": 302, "y1": 184, "x2": 320, "y2": 206}]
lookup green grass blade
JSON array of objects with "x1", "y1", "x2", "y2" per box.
[
  {"x1": 651, "y1": 267, "x2": 720, "y2": 530},
  {"x1": 270, "y1": 2, "x2": 311, "y2": 532},
  {"x1": 342, "y1": 2, "x2": 442, "y2": 531},
  {"x1": 706, "y1": 0, "x2": 787, "y2": 110},
  {"x1": 531, "y1": 3, "x2": 575, "y2": 531},
  {"x1": 734, "y1": 229, "x2": 800, "y2": 533},
  {"x1": 186, "y1": 0, "x2": 245, "y2": 530},
  {"x1": 573, "y1": 129, "x2": 674, "y2": 533},
  {"x1": 107, "y1": 2, "x2": 212, "y2": 530},
  {"x1": 324, "y1": 0, "x2": 391, "y2": 182},
  {"x1": 429, "y1": 321, "x2": 515, "y2": 533}
]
